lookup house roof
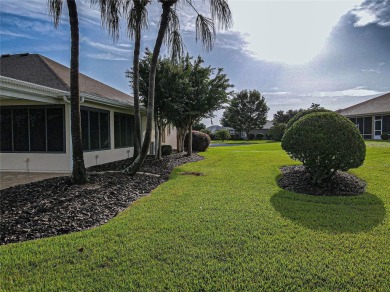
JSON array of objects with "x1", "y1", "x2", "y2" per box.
[
  {"x1": 336, "y1": 92, "x2": 390, "y2": 116},
  {"x1": 0, "y1": 53, "x2": 134, "y2": 106}
]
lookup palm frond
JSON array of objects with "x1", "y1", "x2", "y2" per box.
[
  {"x1": 125, "y1": 0, "x2": 149, "y2": 39},
  {"x1": 48, "y1": 0, "x2": 63, "y2": 28},
  {"x1": 195, "y1": 14, "x2": 215, "y2": 51},
  {"x1": 91, "y1": 0, "x2": 121, "y2": 40},
  {"x1": 209, "y1": 0, "x2": 233, "y2": 30},
  {"x1": 168, "y1": 30, "x2": 185, "y2": 63}
]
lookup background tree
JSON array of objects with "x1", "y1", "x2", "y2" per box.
[
  {"x1": 193, "y1": 122, "x2": 207, "y2": 131},
  {"x1": 124, "y1": 0, "x2": 233, "y2": 174},
  {"x1": 221, "y1": 89, "x2": 269, "y2": 137},
  {"x1": 48, "y1": 0, "x2": 87, "y2": 184},
  {"x1": 170, "y1": 55, "x2": 232, "y2": 156},
  {"x1": 273, "y1": 109, "x2": 302, "y2": 124},
  {"x1": 136, "y1": 54, "x2": 231, "y2": 155}
]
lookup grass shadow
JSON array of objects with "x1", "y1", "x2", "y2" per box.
[{"x1": 271, "y1": 190, "x2": 386, "y2": 234}]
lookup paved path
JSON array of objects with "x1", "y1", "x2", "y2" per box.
[{"x1": 0, "y1": 172, "x2": 69, "y2": 190}]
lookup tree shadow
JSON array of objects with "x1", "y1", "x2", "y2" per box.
[{"x1": 271, "y1": 190, "x2": 386, "y2": 234}]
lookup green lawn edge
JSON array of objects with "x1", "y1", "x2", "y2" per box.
[{"x1": 1, "y1": 142, "x2": 389, "y2": 291}]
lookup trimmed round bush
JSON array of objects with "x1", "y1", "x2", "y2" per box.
[
  {"x1": 281, "y1": 112, "x2": 366, "y2": 185},
  {"x1": 256, "y1": 133, "x2": 264, "y2": 140},
  {"x1": 286, "y1": 108, "x2": 331, "y2": 130},
  {"x1": 381, "y1": 133, "x2": 389, "y2": 140},
  {"x1": 247, "y1": 133, "x2": 255, "y2": 140},
  {"x1": 185, "y1": 130, "x2": 211, "y2": 152},
  {"x1": 161, "y1": 145, "x2": 172, "y2": 156}
]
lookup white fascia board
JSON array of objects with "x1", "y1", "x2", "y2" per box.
[{"x1": 0, "y1": 75, "x2": 65, "y2": 104}]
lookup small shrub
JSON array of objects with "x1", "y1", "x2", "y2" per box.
[
  {"x1": 215, "y1": 129, "x2": 231, "y2": 142},
  {"x1": 286, "y1": 108, "x2": 331, "y2": 130},
  {"x1": 247, "y1": 133, "x2": 255, "y2": 140},
  {"x1": 269, "y1": 123, "x2": 287, "y2": 141},
  {"x1": 282, "y1": 112, "x2": 366, "y2": 185},
  {"x1": 161, "y1": 145, "x2": 172, "y2": 156},
  {"x1": 185, "y1": 130, "x2": 211, "y2": 152},
  {"x1": 256, "y1": 133, "x2": 264, "y2": 140},
  {"x1": 381, "y1": 133, "x2": 389, "y2": 140}
]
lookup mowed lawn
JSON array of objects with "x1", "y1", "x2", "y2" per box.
[{"x1": 1, "y1": 142, "x2": 389, "y2": 291}]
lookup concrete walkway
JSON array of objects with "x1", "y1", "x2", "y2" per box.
[{"x1": 0, "y1": 172, "x2": 69, "y2": 190}]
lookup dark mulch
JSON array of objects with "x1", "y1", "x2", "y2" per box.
[
  {"x1": 1, "y1": 153, "x2": 203, "y2": 245},
  {"x1": 278, "y1": 165, "x2": 366, "y2": 196}
]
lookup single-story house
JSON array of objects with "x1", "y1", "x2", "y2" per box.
[
  {"x1": 248, "y1": 120, "x2": 273, "y2": 137},
  {"x1": 336, "y1": 92, "x2": 390, "y2": 140},
  {"x1": 0, "y1": 53, "x2": 177, "y2": 172}
]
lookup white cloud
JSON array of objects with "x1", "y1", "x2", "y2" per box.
[
  {"x1": 228, "y1": 0, "x2": 362, "y2": 65},
  {"x1": 86, "y1": 53, "x2": 130, "y2": 61},
  {"x1": 81, "y1": 38, "x2": 132, "y2": 54},
  {"x1": 312, "y1": 87, "x2": 383, "y2": 97},
  {"x1": 351, "y1": 0, "x2": 390, "y2": 27},
  {"x1": 0, "y1": 29, "x2": 34, "y2": 39}
]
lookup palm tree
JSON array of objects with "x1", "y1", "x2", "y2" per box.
[
  {"x1": 123, "y1": 0, "x2": 233, "y2": 175},
  {"x1": 48, "y1": 0, "x2": 87, "y2": 184},
  {"x1": 124, "y1": 0, "x2": 150, "y2": 158}
]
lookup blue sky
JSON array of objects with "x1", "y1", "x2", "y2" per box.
[{"x1": 1, "y1": 0, "x2": 389, "y2": 125}]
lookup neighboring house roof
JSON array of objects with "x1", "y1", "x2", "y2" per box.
[
  {"x1": 262, "y1": 120, "x2": 273, "y2": 130},
  {"x1": 0, "y1": 53, "x2": 134, "y2": 106},
  {"x1": 336, "y1": 92, "x2": 390, "y2": 116}
]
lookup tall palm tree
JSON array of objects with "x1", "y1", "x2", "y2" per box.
[
  {"x1": 123, "y1": 0, "x2": 233, "y2": 175},
  {"x1": 48, "y1": 0, "x2": 87, "y2": 184},
  {"x1": 124, "y1": 0, "x2": 149, "y2": 158}
]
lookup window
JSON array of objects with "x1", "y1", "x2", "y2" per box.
[
  {"x1": 114, "y1": 112, "x2": 134, "y2": 148},
  {"x1": 0, "y1": 106, "x2": 65, "y2": 152},
  {"x1": 382, "y1": 115, "x2": 390, "y2": 133},
  {"x1": 81, "y1": 107, "x2": 110, "y2": 151}
]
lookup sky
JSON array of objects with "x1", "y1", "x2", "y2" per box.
[{"x1": 1, "y1": 0, "x2": 389, "y2": 126}]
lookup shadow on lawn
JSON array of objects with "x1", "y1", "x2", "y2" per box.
[{"x1": 271, "y1": 190, "x2": 386, "y2": 234}]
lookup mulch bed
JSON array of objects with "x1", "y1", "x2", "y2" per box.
[
  {"x1": 1, "y1": 153, "x2": 203, "y2": 245},
  {"x1": 278, "y1": 165, "x2": 366, "y2": 196}
]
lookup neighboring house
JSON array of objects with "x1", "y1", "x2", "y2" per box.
[
  {"x1": 206, "y1": 125, "x2": 245, "y2": 138},
  {"x1": 0, "y1": 53, "x2": 176, "y2": 172},
  {"x1": 248, "y1": 120, "x2": 273, "y2": 137},
  {"x1": 336, "y1": 92, "x2": 390, "y2": 140}
]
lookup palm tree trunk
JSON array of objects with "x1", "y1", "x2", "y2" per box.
[
  {"x1": 67, "y1": 0, "x2": 87, "y2": 184},
  {"x1": 132, "y1": 22, "x2": 142, "y2": 158},
  {"x1": 124, "y1": 1, "x2": 175, "y2": 175},
  {"x1": 187, "y1": 117, "x2": 193, "y2": 156},
  {"x1": 154, "y1": 118, "x2": 159, "y2": 158},
  {"x1": 157, "y1": 119, "x2": 163, "y2": 160}
]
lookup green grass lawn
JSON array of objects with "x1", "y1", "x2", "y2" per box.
[{"x1": 1, "y1": 141, "x2": 389, "y2": 291}]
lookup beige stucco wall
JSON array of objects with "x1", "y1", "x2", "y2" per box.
[{"x1": 1, "y1": 98, "x2": 177, "y2": 172}]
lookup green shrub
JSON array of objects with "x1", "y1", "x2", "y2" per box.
[
  {"x1": 161, "y1": 145, "x2": 172, "y2": 156},
  {"x1": 185, "y1": 130, "x2": 211, "y2": 152},
  {"x1": 215, "y1": 129, "x2": 231, "y2": 142},
  {"x1": 282, "y1": 112, "x2": 366, "y2": 185},
  {"x1": 286, "y1": 108, "x2": 331, "y2": 130},
  {"x1": 269, "y1": 123, "x2": 287, "y2": 141},
  {"x1": 247, "y1": 133, "x2": 255, "y2": 140},
  {"x1": 381, "y1": 133, "x2": 389, "y2": 140},
  {"x1": 256, "y1": 133, "x2": 264, "y2": 140}
]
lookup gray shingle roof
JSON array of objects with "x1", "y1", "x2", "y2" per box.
[
  {"x1": 0, "y1": 53, "x2": 133, "y2": 106},
  {"x1": 337, "y1": 92, "x2": 390, "y2": 116}
]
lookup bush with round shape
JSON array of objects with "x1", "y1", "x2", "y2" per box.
[
  {"x1": 381, "y1": 133, "x2": 389, "y2": 140},
  {"x1": 185, "y1": 130, "x2": 211, "y2": 152},
  {"x1": 247, "y1": 133, "x2": 255, "y2": 140},
  {"x1": 161, "y1": 145, "x2": 172, "y2": 156},
  {"x1": 256, "y1": 133, "x2": 264, "y2": 140},
  {"x1": 215, "y1": 129, "x2": 231, "y2": 142},
  {"x1": 286, "y1": 108, "x2": 331, "y2": 131},
  {"x1": 282, "y1": 112, "x2": 366, "y2": 185}
]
